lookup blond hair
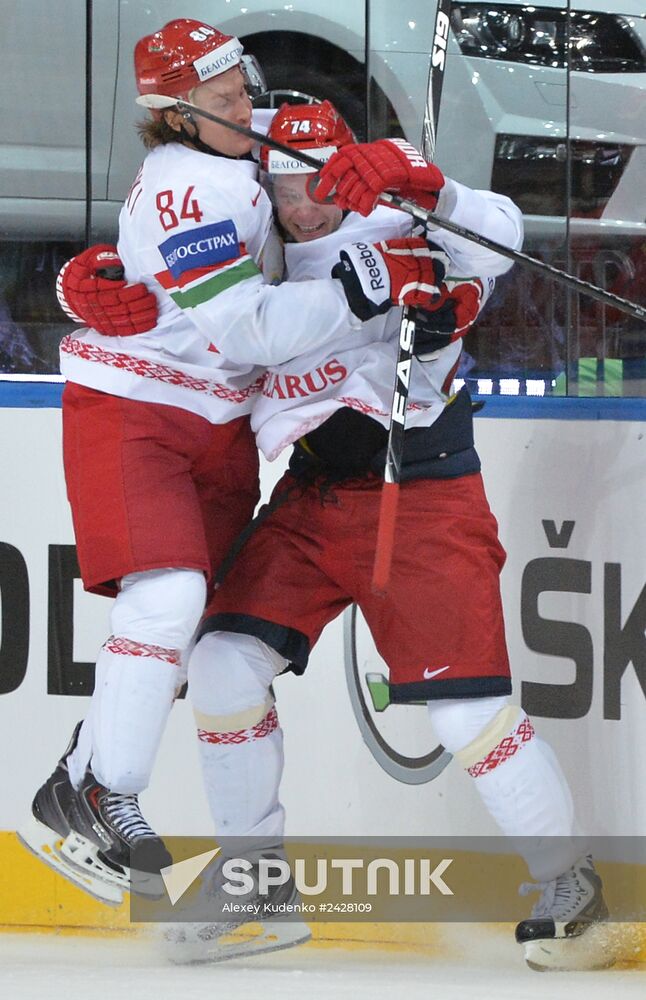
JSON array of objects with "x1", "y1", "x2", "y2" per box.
[
  {"x1": 136, "y1": 117, "x2": 183, "y2": 150},
  {"x1": 136, "y1": 87, "x2": 200, "y2": 149}
]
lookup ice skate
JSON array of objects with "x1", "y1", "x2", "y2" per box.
[
  {"x1": 18, "y1": 723, "x2": 122, "y2": 905},
  {"x1": 162, "y1": 849, "x2": 311, "y2": 964},
  {"x1": 515, "y1": 854, "x2": 614, "y2": 971},
  {"x1": 18, "y1": 723, "x2": 171, "y2": 904}
]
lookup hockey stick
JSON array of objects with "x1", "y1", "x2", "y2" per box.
[
  {"x1": 136, "y1": 93, "x2": 329, "y2": 166},
  {"x1": 371, "y1": 0, "x2": 452, "y2": 594},
  {"x1": 379, "y1": 195, "x2": 646, "y2": 323},
  {"x1": 137, "y1": 92, "x2": 646, "y2": 324}
]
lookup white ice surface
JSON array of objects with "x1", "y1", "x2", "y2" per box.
[{"x1": 0, "y1": 928, "x2": 643, "y2": 1000}]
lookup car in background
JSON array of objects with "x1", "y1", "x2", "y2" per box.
[
  {"x1": 441, "y1": 1, "x2": 646, "y2": 230},
  {"x1": 1, "y1": 0, "x2": 645, "y2": 240}
]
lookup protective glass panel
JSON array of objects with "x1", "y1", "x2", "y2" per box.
[
  {"x1": 564, "y1": 6, "x2": 646, "y2": 397},
  {"x1": 0, "y1": 1, "x2": 644, "y2": 391}
]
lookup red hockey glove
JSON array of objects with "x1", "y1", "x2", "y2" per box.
[
  {"x1": 410, "y1": 277, "x2": 486, "y2": 359},
  {"x1": 56, "y1": 244, "x2": 158, "y2": 336},
  {"x1": 314, "y1": 139, "x2": 445, "y2": 217},
  {"x1": 332, "y1": 238, "x2": 448, "y2": 321}
]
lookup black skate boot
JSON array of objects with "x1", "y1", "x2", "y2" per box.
[
  {"x1": 61, "y1": 768, "x2": 173, "y2": 899},
  {"x1": 163, "y1": 847, "x2": 311, "y2": 964},
  {"x1": 18, "y1": 723, "x2": 172, "y2": 904},
  {"x1": 515, "y1": 854, "x2": 614, "y2": 971},
  {"x1": 18, "y1": 722, "x2": 122, "y2": 905}
]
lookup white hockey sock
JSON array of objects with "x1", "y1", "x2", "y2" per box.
[
  {"x1": 68, "y1": 641, "x2": 180, "y2": 794},
  {"x1": 89, "y1": 638, "x2": 181, "y2": 793},
  {"x1": 198, "y1": 719, "x2": 285, "y2": 841},
  {"x1": 67, "y1": 651, "x2": 109, "y2": 789},
  {"x1": 69, "y1": 568, "x2": 205, "y2": 795},
  {"x1": 428, "y1": 698, "x2": 579, "y2": 881},
  {"x1": 68, "y1": 722, "x2": 92, "y2": 790},
  {"x1": 472, "y1": 732, "x2": 579, "y2": 880},
  {"x1": 188, "y1": 632, "x2": 287, "y2": 841}
]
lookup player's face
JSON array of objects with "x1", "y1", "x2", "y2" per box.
[
  {"x1": 273, "y1": 174, "x2": 343, "y2": 242},
  {"x1": 190, "y1": 66, "x2": 254, "y2": 157}
]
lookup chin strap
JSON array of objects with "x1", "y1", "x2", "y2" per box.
[
  {"x1": 177, "y1": 113, "x2": 255, "y2": 161},
  {"x1": 177, "y1": 115, "x2": 219, "y2": 157}
]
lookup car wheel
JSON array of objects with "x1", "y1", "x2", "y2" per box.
[{"x1": 255, "y1": 63, "x2": 368, "y2": 140}]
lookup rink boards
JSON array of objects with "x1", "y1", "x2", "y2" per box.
[{"x1": 0, "y1": 394, "x2": 644, "y2": 957}]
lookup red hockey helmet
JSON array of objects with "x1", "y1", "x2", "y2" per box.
[
  {"x1": 261, "y1": 101, "x2": 355, "y2": 174},
  {"x1": 134, "y1": 19, "x2": 244, "y2": 100}
]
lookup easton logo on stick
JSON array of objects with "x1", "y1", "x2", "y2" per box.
[{"x1": 390, "y1": 319, "x2": 415, "y2": 424}]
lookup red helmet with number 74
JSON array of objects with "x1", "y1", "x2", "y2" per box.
[{"x1": 260, "y1": 101, "x2": 355, "y2": 175}]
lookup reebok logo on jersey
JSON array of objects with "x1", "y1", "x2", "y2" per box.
[
  {"x1": 423, "y1": 665, "x2": 451, "y2": 680},
  {"x1": 160, "y1": 221, "x2": 240, "y2": 279}
]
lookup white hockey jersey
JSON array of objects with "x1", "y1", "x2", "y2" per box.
[
  {"x1": 252, "y1": 181, "x2": 523, "y2": 460},
  {"x1": 59, "y1": 115, "x2": 362, "y2": 423}
]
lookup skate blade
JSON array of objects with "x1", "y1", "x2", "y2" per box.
[
  {"x1": 61, "y1": 831, "x2": 166, "y2": 900},
  {"x1": 165, "y1": 920, "x2": 312, "y2": 965},
  {"x1": 523, "y1": 922, "x2": 617, "y2": 972},
  {"x1": 17, "y1": 816, "x2": 124, "y2": 907}
]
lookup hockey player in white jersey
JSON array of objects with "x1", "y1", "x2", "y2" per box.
[
  {"x1": 19, "y1": 20, "x2": 447, "y2": 911},
  {"x1": 183, "y1": 102, "x2": 610, "y2": 971},
  {"x1": 34, "y1": 92, "x2": 610, "y2": 966}
]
